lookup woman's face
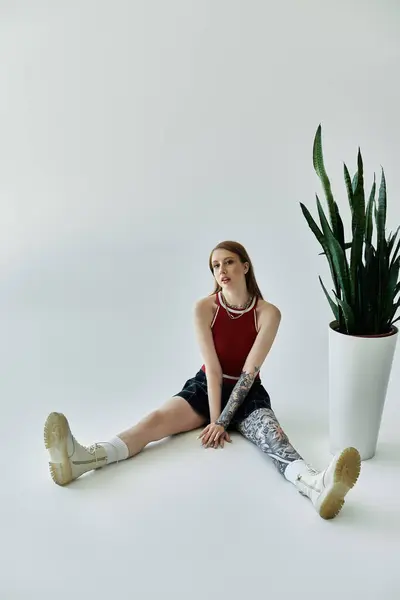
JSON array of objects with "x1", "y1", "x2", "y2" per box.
[{"x1": 211, "y1": 250, "x2": 248, "y2": 288}]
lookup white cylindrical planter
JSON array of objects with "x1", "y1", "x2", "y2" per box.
[{"x1": 328, "y1": 321, "x2": 398, "y2": 460}]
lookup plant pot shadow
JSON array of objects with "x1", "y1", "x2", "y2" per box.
[{"x1": 367, "y1": 441, "x2": 400, "y2": 465}]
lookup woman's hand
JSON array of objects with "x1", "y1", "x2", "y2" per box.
[
  {"x1": 197, "y1": 422, "x2": 232, "y2": 448},
  {"x1": 216, "y1": 431, "x2": 232, "y2": 448}
]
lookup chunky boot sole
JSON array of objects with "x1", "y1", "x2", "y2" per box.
[
  {"x1": 317, "y1": 447, "x2": 361, "y2": 520},
  {"x1": 44, "y1": 412, "x2": 74, "y2": 486}
]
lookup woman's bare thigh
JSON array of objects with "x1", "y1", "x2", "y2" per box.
[
  {"x1": 157, "y1": 395, "x2": 207, "y2": 435},
  {"x1": 118, "y1": 396, "x2": 208, "y2": 456}
]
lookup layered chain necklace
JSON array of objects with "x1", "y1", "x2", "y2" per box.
[{"x1": 221, "y1": 291, "x2": 254, "y2": 319}]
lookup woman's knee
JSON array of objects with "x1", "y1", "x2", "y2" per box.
[
  {"x1": 140, "y1": 397, "x2": 205, "y2": 441},
  {"x1": 144, "y1": 409, "x2": 165, "y2": 430},
  {"x1": 143, "y1": 407, "x2": 185, "y2": 436}
]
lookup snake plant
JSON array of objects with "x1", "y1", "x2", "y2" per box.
[{"x1": 300, "y1": 125, "x2": 400, "y2": 336}]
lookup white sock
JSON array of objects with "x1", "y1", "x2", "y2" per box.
[
  {"x1": 98, "y1": 437, "x2": 129, "y2": 465},
  {"x1": 284, "y1": 459, "x2": 308, "y2": 484}
]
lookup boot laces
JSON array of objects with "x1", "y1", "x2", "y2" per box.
[
  {"x1": 296, "y1": 475, "x2": 321, "y2": 493},
  {"x1": 306, "y1": 463, "x2": 319, "y2": 476},
  {"x1": 62, "y1": 426, "x2": 119, "y2": 467},
  {"x1": 296, "y1": 464, "x2": 322, "y2": 493}
]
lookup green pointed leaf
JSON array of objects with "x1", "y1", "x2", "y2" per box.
[
  {"x1": 350, "y1": 153, "x2": 366, "y2": 308},
  {"x1": 313, "y1": 125, "x2": 339, "y2": 237},
  {"x1": 385, "y1": 256, "x2": 400, "y2": 319},
  {"x1": 352, "y1": 172, "x2": 358, "y2": 193},
  {"x1": 334, "y1": 202, "x2": 346, "y2": 250},
  {"x1": 389, "y1": 226, "x2": 400, "y2": 268},
  {"x1": 376, "y1": 168, "x2": 387, "y2": 249},
  {"x1": 300, "y1": 202, "x2": 340, "y2": 296},
  {"x1": 315, "y1": 194, "x2": 352, "y2": 304},
  {"x1": 352, "y1": 150, "x2": 365, "y2": 227},
  {"x1": 365, "y1": 175, "x2": 376, "y2": 248},
  {"x1": 387, "y1": 226, "x2": 399, "y2": 249},
  {"x1": 389, "y1": 297, "x2": 400, "y2": 323},
  {"x1": 300, "y1": 202, "x2": 325, "y2": 249},
  {"x1": 343, "y1": 163, "x2": 353, "y2": 215},
  {"x1": 333, "y1": 290, "x2": 356, "y2": 333},
  {"x1": 319, "y1": 242, "x2": 352, "y2": 256},
  {"x1": 319, "y1": 276, "x2": 339, "y2": 320}
]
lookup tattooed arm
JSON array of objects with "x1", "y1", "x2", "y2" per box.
[
  {"x1": 215, "y1": 303, "x2": 281, "y2": 430},
  {"x1": 215, "y1": 367, "x2": 261, "y2": 429}
]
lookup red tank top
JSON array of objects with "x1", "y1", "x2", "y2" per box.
[{"x1": 201, "y1": 292, "x2": 260, "y2": 383}]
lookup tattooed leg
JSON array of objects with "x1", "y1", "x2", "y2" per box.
[
  {"x1": 237, "y1": 408, "x2": 362, "y2": 519},
  {"x1": 236, "y1": 408, "x2": 303, "y2": 476}
]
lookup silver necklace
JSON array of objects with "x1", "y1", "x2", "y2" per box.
[{"x1": 221, "y1": 292, "x2": 253, "y2": 319}]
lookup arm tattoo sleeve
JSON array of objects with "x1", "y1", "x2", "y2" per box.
[{"x1": 215, "y1": 367, "x2": 260, "y2": 429}]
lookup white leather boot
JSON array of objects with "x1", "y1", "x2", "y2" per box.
[
  {"x1": 284, "y1": 447, "x2": 361, "y2": 519},
  {"x1": 44, "y1": 412, "x2": 110, "y2": 486}
]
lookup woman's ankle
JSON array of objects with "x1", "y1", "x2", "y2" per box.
[{"x1": 98, "y1": 436, "x2": 130, "y2": 464}]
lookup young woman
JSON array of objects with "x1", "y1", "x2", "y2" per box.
[{"x1": 43, "y1": 240, "x2": 361, "y2": 520}]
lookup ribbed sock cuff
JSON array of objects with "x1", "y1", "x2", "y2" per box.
[{"x1": 99, "y1": 436, "x2": 129, "y2": 464}]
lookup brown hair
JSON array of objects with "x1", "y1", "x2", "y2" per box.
[{"x1": 208, "y1": 240, "x2": 264, "y2": 300}]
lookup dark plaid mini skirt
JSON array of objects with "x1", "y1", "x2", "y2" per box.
[{"x1": 174, "y1": 369, "x2": 272, "y2": 429}]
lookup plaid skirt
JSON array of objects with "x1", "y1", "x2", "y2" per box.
[{"x1": 173, "y1": 369, "x2": 272, "y2": 430}]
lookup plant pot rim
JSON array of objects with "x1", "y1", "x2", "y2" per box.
[{"x1": 329, "y1": 320, "x2": 399, "y2": 338}]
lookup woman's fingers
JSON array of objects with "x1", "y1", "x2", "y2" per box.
[
  {"x1": 199, "y1": 425, "x2": 228, "y2": 448},
  {"x1": 205, "y1": 435, "x2": 215, "y2": 447},
  {"x1": 199, "y1": 429, "x2": 231, "y2": 449},
  {"x1": 197, "y1": 425, "x2": 210, "y2": 440}
]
